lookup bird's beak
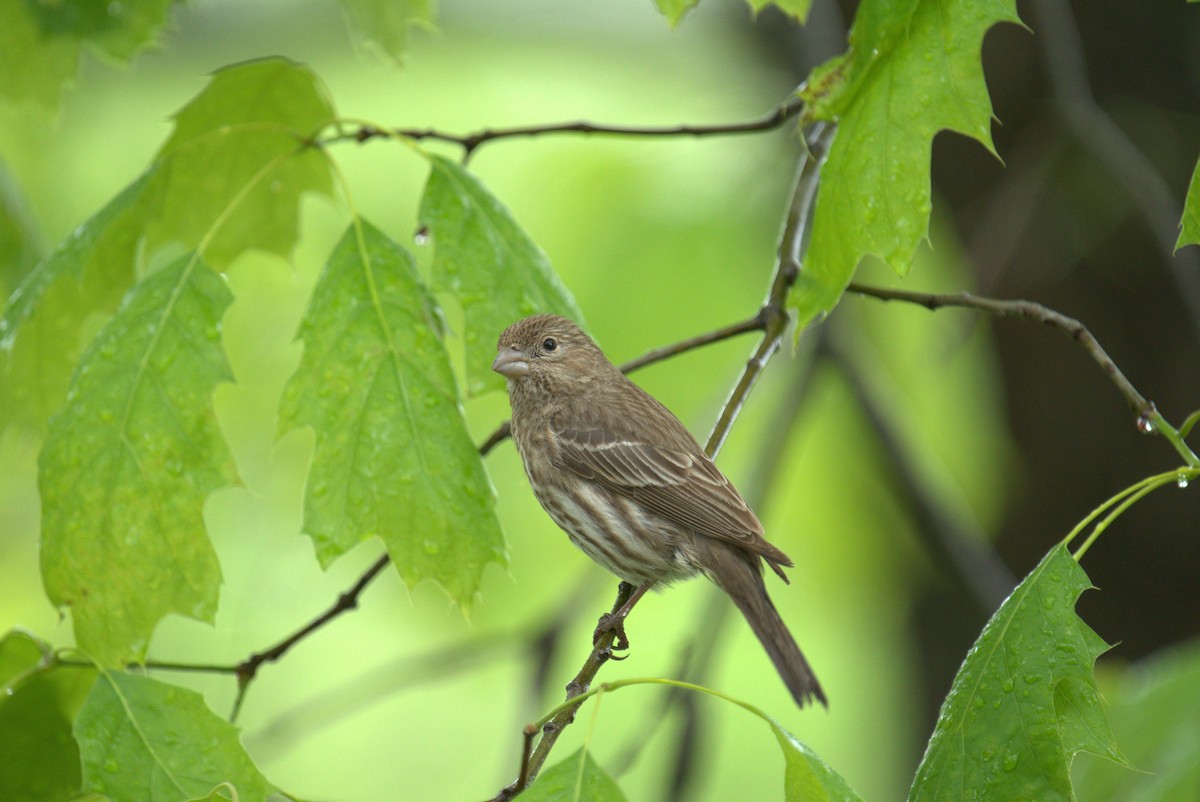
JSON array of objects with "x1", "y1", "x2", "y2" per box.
[{"x1": 492, "y1": 345, "x2": 530, "y2": 378}]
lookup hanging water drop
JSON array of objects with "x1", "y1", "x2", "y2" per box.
[
  {"x1": 1136, "y1": 414, "x2": 1155, "y2": 434},
  {"x1": 413, "y1": 225, "x2": 430, "y2": 246},
  {"x1": 1177, "y1": 472, "x2": 1190, "y2": 489}
]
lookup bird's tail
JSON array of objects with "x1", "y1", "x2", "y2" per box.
[{"x1": 701, "y1": 540, "x2": 827, "y2": 708}]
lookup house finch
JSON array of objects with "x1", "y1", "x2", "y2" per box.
[{"x1": 493, "y1": 314, "x2": 825, "y2": 708}]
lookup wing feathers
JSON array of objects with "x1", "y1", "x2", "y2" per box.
[{"x1": 554, "y1": 425, "x2": 793, "y2": 570}]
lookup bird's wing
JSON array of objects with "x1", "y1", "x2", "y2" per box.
[{"x1": 554, "y1": 425, "x2": 793, "y2": 570}]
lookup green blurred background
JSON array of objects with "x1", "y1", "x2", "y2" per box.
[{"x1": 2, "y1": 1, "x2": 1199, "y2": 800}]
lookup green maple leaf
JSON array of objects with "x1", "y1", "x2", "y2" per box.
[
  {"x1": 794, "y1": 0, "x2": 1022, "y2": 326},
  {"x1": 1177, "y1": 155, "x2": 1200, "y2": 249},
  {"x1": 279, "y1": 220, "x2": 506, "y2": 608},
  {"x1": 909, "y1": 544, "x2": 1126, "y2": 801},
  {"x1": 142, "y1": 57, "x2": 335, "y2": 269},
  {"x1": 419, "y1": 155, "x2": 582, "y2": 397},
  {"x1": 39, "y1": 255, "x2": 235, "y2": 665},
  {"x1": 75, "y1": 671, "x2": 275, "y2": 801}
]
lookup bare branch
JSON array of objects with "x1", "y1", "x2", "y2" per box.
[
  {"x1": 706, "y1": 122, "x2": 832, "y2": 456},
  {"x1": 228, "y1": 553, "x2": 391, "y2": 721},
  {"x1": 324, "y1": 97, "x2": 806, "y2": 157},
  {"x1": 845, "y1": 282, "x2": 1199, "y2": 468},
  {"x1": 487, "y1": 583, "x2": 636, "y2": 801}
]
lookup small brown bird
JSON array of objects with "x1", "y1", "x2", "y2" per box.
[{"x1": 493, "y1": 314, "x2": 825, "y2": 708}]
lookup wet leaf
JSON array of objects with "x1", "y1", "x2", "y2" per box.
[
  {"x1": 75, "y1": 671, "x2": 275, "y2": 802},
  {"x1": 419, "y1": 155, "x2": 582, "y2": 396},
  {"x1": 39, "y1": 254, "x2": 235, "y2": 665},
  {"x1": 279, "y1": 220, "x2": 506, "y2": 608},
  {"x1": 774, "y1": 724, "x2": 865, "y2": 802},
  {"x1": 142, "y1": 57, "x2": 335, "y2": 269},
  {"x1": 0, "y1": 178, "x2": 147, "y2": 431},
  {"x1": 4, "y1": 59, "x2": 334, "y2": 433},
  {"x1": 794, "y1": 0, "x2": 1021, "y2": 326},
  {"x1": 909, "y1": 544, "x2": 1125, "y2": 802},
  {"x1": 0, "y1": 630, "x2": 96, "y2": 802},
  {"x1": 0, "y1": 0, "x2": 173, "y2": 109},
  {"x1": 524, "y1": 749, "x2": 627, "y2": 802},
  {"x1": 1072, "y1": 638, "x2": 1200, "y2": 801}
]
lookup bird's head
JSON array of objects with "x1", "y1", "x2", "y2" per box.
[{"x1": 493, "y1": 314, "x2": 606, "y2": 391}]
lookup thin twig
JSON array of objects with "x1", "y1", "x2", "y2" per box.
[
  {"x1": 328, "y1": 97, "x2": 806, "y2": 158},
  {"x1": 845, "y1": 282, "x2": 1200, "y2": 468},
  {"x1": 228, "y1": 554, "x2": 391, "y2": 721},
  {"x1": 514, "y1": 725, "x2": 538, "y2": 794},
  {"x1": 618, "y1": 314, "x2": 766, "y2": 374},
  {"x1": 706, "y1": 122, "x2": 831, "y2": 455},
  {"x1": 487, "y1": 583, "x2": 636, "y2": 802}
]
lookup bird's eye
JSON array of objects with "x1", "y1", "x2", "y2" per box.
[{"x1": 542, "y1": 337, "x2": 558, "y2": 352}]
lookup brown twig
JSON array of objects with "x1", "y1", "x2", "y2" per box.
[
  {"x1": 487, "y1": 583, "x2": 636, "y2": 802},
  {"x1": 847, "y1": 282, "x2": 1151, "y2": 415},
  {"x1": 706, "y1": 122, "x2": 831, "y2": 455},
  {"x1": 332, "y1": 97, "x2": 806, "y2": 158},
  {"x1": 845, "y1": 282, "x2": 1199, "y2": 468},
  {"x1": 227, "y1": 554, "x2": 391, "y2": 721}
]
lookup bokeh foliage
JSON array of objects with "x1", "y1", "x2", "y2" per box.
[{"x1": 1, "y1": 1, "x2": 1198, "y2": 801}]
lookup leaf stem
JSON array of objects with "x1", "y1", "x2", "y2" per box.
[
  {"x1": 530, "y1": 676, "x2": 779, "y2": 737},
  {"x1": 1069, "y1": 468, "x2": 1194, "y2": 561},
  {"x1": 1179, "y1": 409, "x2": 1200, "y2": 439}
]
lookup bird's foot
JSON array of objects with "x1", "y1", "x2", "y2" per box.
[{"x1": 593, "y1": 611, "x2": 630, "y2": 653}]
